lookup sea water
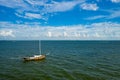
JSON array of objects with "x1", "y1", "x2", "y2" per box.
[{"x1": 0, "y1": 41, "x2": 120, "y2": 80}]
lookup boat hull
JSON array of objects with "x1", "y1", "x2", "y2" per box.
[{"x1": 23, "y1": 55, "x2": 45, "y2": 61}]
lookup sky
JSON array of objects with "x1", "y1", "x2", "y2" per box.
[{"x1": 0, "y1": 0, "x2": 120, "y2": 40}]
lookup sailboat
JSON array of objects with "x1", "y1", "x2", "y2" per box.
[{"x1": 23, "y1": 41, "x2": 46, "y2": 61}]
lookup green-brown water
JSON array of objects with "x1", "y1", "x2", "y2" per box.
[{"x1": 0, "y1": 41, "x2": 120, "y2": 80}]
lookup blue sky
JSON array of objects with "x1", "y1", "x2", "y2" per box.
[{"x1": 0, "y1": 0, "x2": 120, "y2": 40}]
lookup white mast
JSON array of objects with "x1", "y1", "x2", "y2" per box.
[{"x1": 39, "y1": 40, "x2": 41, "y2": 55}]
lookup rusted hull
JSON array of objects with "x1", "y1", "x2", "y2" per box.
[{"x1": 23, "y1": 55, "x2": 45, "y2": 61}]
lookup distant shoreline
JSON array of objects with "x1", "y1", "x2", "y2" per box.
[{"x1": 0, "y1": 40, "x2": 120, "y2": 41}]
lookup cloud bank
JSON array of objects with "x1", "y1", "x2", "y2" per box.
[{"x1": 0, "y1": 22, "x2": 120, "y2": 40}]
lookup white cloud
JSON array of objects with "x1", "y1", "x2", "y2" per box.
[
  {"x1": 0, "y1": 0, "x2": 85, "y2": 13},
  {"x1": 47, "y1": 32, "x2": 52, "y2": 37},
  {"x1": 85, "y1": 10, "x2": 120, "y2": 20},
  {"x1": 85, "y1": 15, "x2": 105, "y2": 20},
  {"x1": 0, "y1": 0, "x2": 85, "y2": 20},
  {"x1": 25, "y1": 0, "x2": 47, "y2": 6},
  {"x1": 0, "y1": 0, "x2": 33, "y2": 13},
  {"x1": 0, "y1": 21, "x2": 120, "y2": 40},
  {"x1": 0, "y1": 29, "x2": 15, "y2": 37},
  {"x1": 15, "y1": 12, "x2": 47, "y2": 20},
  {"x1": 1, "y1": 0, "x2": 119, "y2": 21},
  {"x1": 44, "y1": 1, "x2": 83, "y2": 13},
  {"x1": 80, "y1": 3, "x2": 99, "y2": 11},
  {"x1": 63, "y1": 32, "x2": 68, "y2": 37},
  {"x1": 107, "y1": 10, "x2": 120, "y2": 19},
  {"x1": 0, "y1": 0, "x2": 26, "y2": 8},
  {"x1": 111, "y1": 0, "x2": 120, "y2": 3},
  {"x1": 25, "y1": 12, "x2": 42, "y2": 19},
  {"x1": 0, "y1": 0, "x2": 41, "y2": 20}
]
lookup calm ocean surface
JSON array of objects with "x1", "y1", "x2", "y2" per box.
[{"x1": 0, "y1": 41, "x2": 120, "y2": 80}]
